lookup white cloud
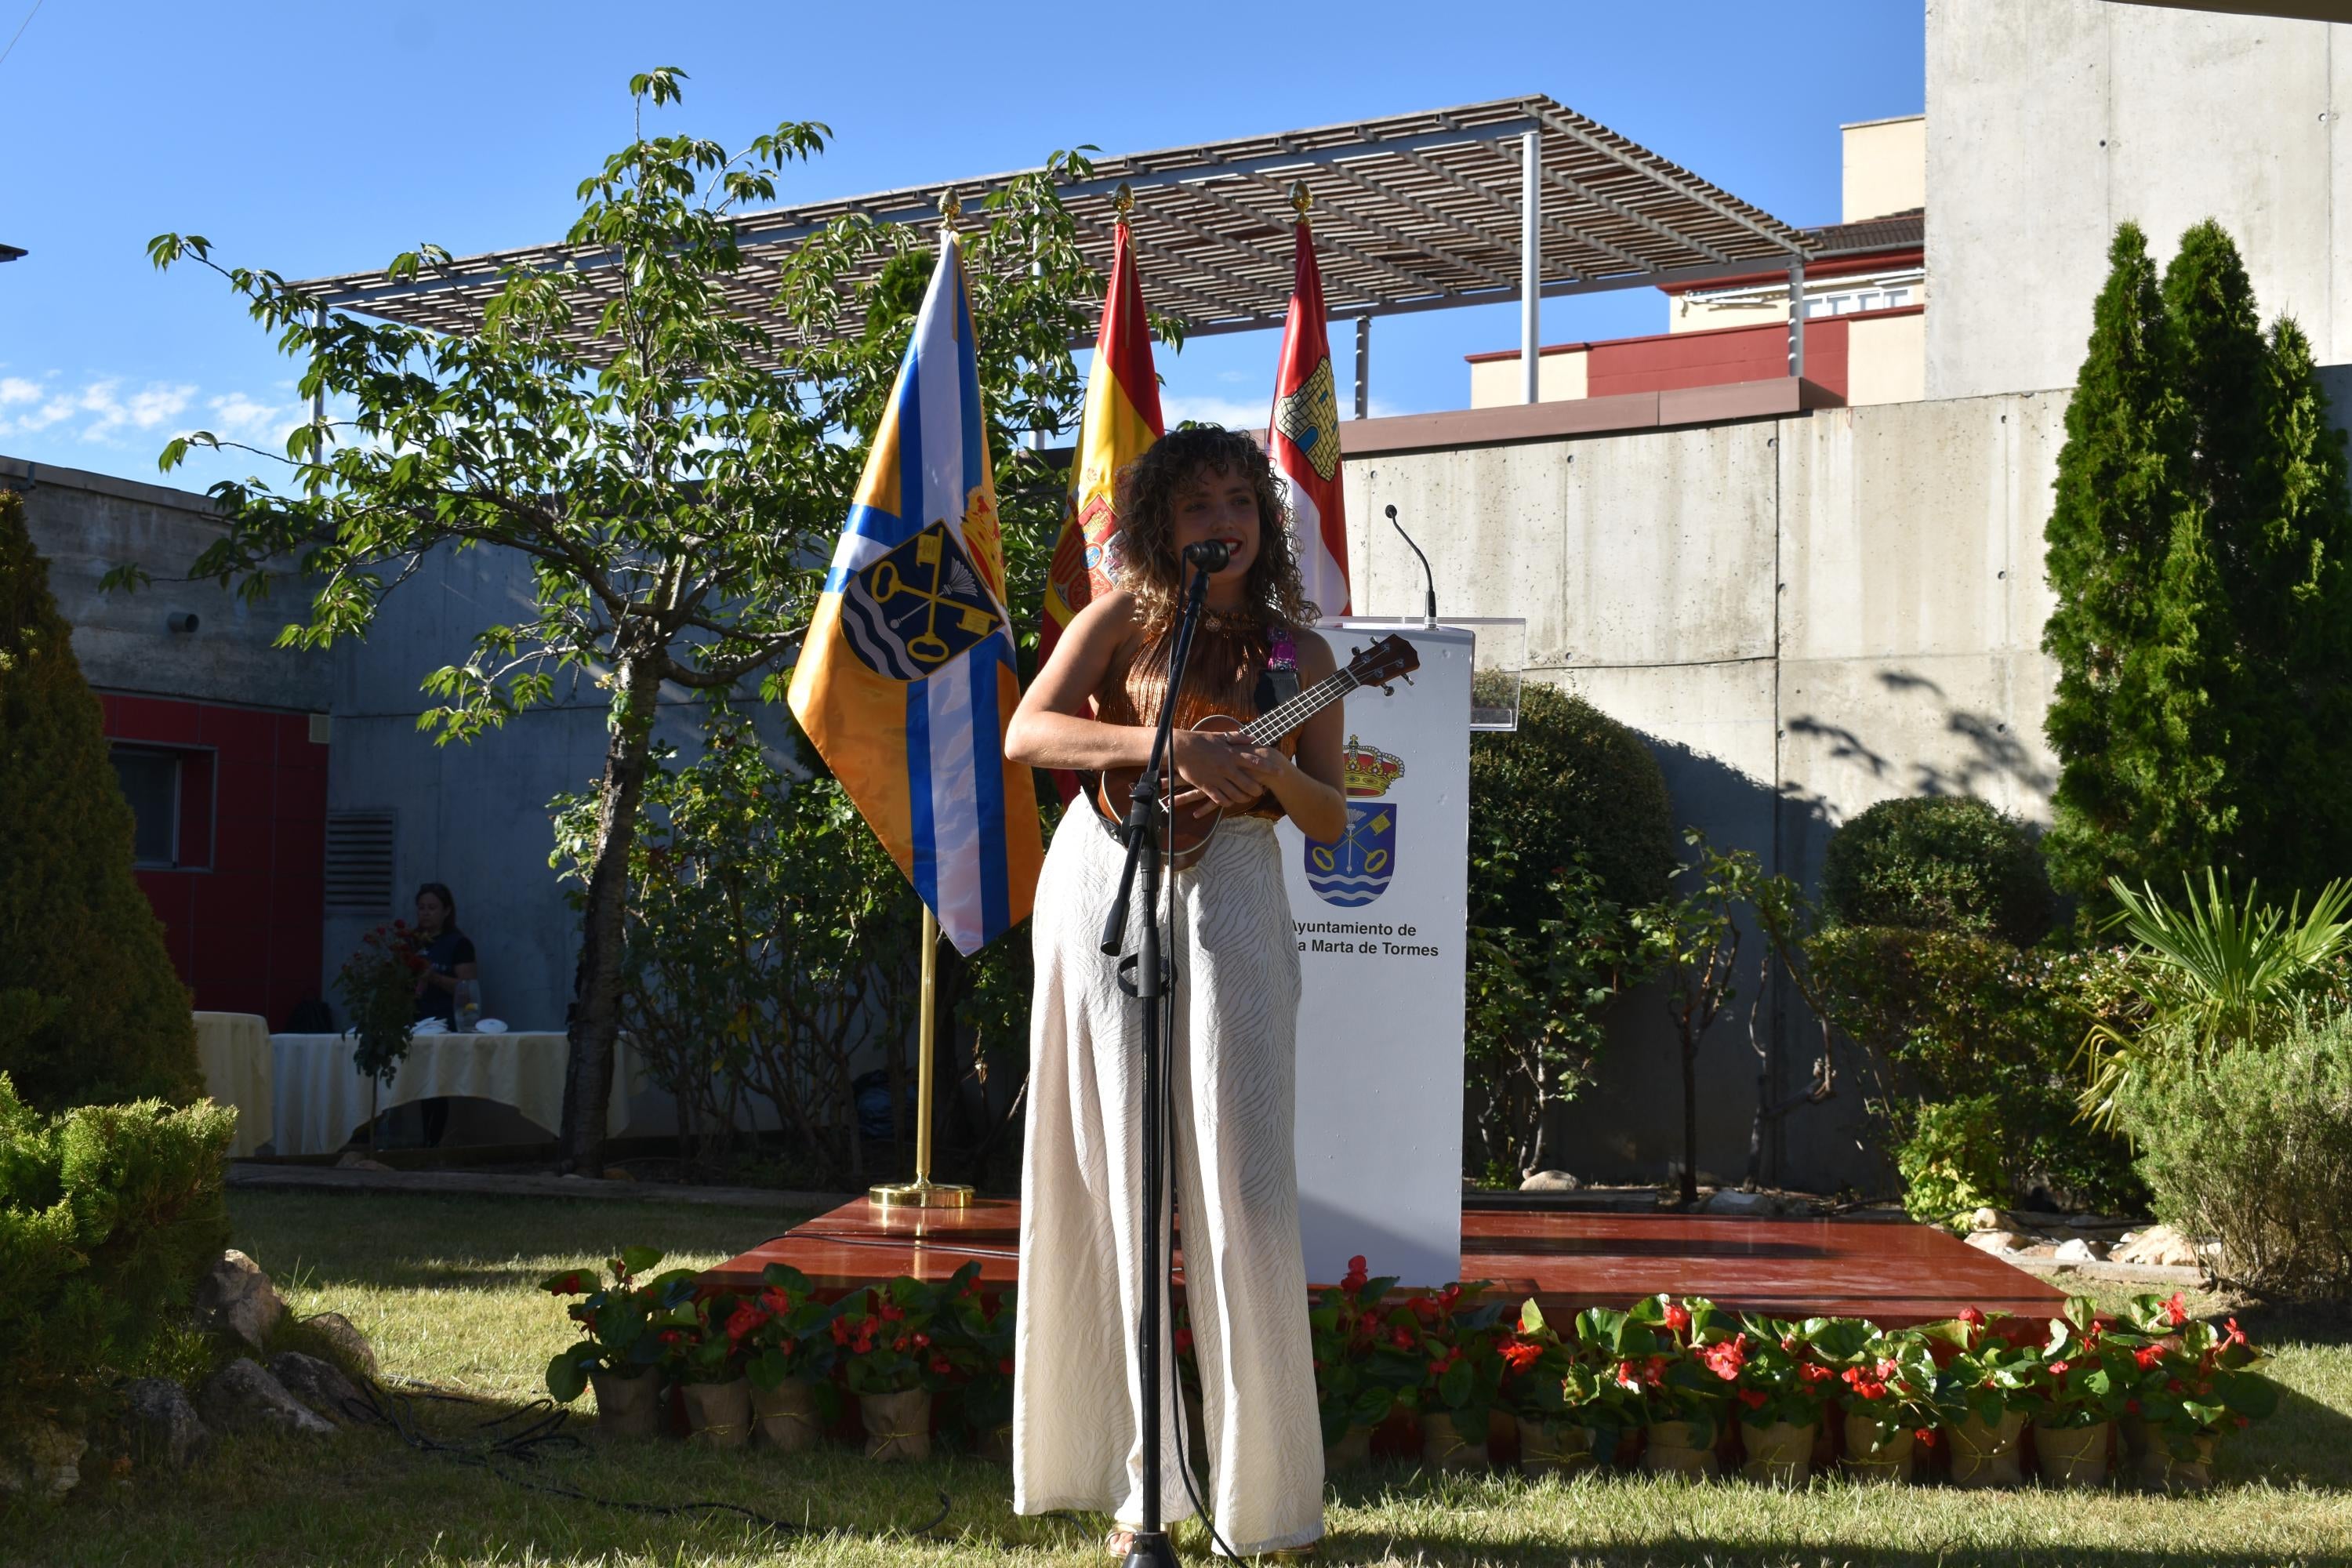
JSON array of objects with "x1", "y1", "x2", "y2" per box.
[
  {"x1": 0, "y1": 377, "x2": 40, "y2": 406},
  {"x1": 74, "y1": 379, "x2": 197, "y2": 444},
  {"x1": 1158, "y1": 394, "x2": 1267, "y2": 430}
]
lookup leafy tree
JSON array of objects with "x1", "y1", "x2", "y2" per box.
[
  {"x1": 1461, "y1": 682, "x2": 1674, "y2": 1183},
  {"x1": 550, "y1": 702, "x2": 918, "y2": 1185},
  {"x1": 0, "y1": 491, "x2": 201, "y2": 1112},
  {"x1": 136, "y1": 70, "x2": 1109, "y2": 1169},
  {"x1": 2043, "y1": 221, "x2": 2352, "y2": 908}
]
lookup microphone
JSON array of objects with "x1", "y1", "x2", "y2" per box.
[
  {"x1": 1181, "y1": 539, "x2": 1232, "y2": 572},
  {"x1": 1386, "y1": 504, "x2": 1437, "y2": 626}
]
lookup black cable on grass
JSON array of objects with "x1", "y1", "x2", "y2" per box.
[{"x1": 348, "y1": 1377, "x2": 952, "y2": 1540}]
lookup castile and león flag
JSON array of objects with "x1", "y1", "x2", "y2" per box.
[{"x1": 1268, "y1": 203, "x2": 1352, "y2": 619}]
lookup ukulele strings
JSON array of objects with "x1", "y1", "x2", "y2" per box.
[{"x1": 1244, "y1": 668, "x2": 1358, "y2": 744}]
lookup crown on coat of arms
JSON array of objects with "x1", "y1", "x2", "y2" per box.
[{"x1": 1342, "y1": 735, "x2": 1406, "y2": 798}]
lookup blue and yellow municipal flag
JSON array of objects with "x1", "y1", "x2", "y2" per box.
[{"x1": 787, "y1": 230, "x2": 1043, "y2": 955}]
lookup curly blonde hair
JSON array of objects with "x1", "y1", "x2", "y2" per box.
[{"x1": 1108, "y1": 426, "x2": 1319, "y2": 635}]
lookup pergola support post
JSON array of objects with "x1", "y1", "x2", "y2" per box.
[
  {"x1": 1520, "y1": 129, "x2": 1541, "y2": 405},
  {"x1": 1786, "y1": 260, "x2": 1806, "y2": 383},
  {"x1": 1354, "y1": 314, "x2": 1370, "y2": 419}
]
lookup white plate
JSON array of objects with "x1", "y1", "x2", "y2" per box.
[{"x1": 474, "y1": 1018, "x2": 508, "y2": 1034}]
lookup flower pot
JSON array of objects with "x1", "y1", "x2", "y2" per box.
[
  {"x1": 860, "y1": 1388, "x2": 932, "y2": 1462},
  {"x1": 750, "y1": 1377, "x2": 822, "y2": 1454},
  {"x1": 1842, "y1": 1410, "x2": 1914, "y2": 1484},
  {"x1": 1641, "y1": 1419, "x2": 1719, "y2": 1478},
  {"x1": 1947, "y1": 1410, "x2": 2026, "y2": 1488},
  {"x1": 681, "y1": 1378, "x2": 752, "y2": 1450},
  {"x1": 1419, "y1": 1410, "x2": 1490, "y2": 1470},
  {"x1": 2034, "y1": 1420, "x2": 2112, "y2": 1486},
  {"x1": 589, "y1": 1367, "x2": 663, "y2": 1440},
  {"x1": 1323, "y1": 1423, "x2": 1374, "y2": 1472},
  {"x1": 2130, "y1": 1427, "x2": 2218, "y2": 1492},
  {"x1": 1515, "y1": 1417, "x2": 1596, "y2": 1477},
  {"x1": 1738, "y1": 1419, "x2": 1817, "y2": 1486}
]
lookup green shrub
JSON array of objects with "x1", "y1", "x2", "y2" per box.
[
  {"x1": 2117, "y1": 1011, "x2": 2352, "y2": 1302},
  {"x1": 1465, "y1": 684, "x2": 1674, "y2": 1180},
  {"x1": 1808, "y1": 927, "x2": 2143, "y2": 1216},
  {"x1": 0, "y1": 1073, "x2": 233, "y2": 1432},
  {"x1": 0, "y1": 489, "x2": 200, "y2": 1112},
  {"x1": 1469, "y1": 681, "x2": 1675, "y2": 925},
  {"x1": 1894, "y1": 1095, "x2": 2007, "y2": 1225},
  {"x1": 1820, "y1": 796, "x2": 2053, "y2": 946}
]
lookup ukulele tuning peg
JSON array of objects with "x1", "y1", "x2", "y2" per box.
[{"x1": 1401, "y1": 672, "x2": 1415, "y2": 685}]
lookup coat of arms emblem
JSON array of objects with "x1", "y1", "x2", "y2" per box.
[
  {"x1": 840, "y1": 520, "x2": 1004, "y2": 681},
  {"x1": 1304, "y1": 735, "x2": 1405, "y2": 907}
]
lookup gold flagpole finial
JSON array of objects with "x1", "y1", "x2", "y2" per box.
[
  {"x1": 1290, "y1": 180, "x2": 1313, "y2": 223},
  {"x1": 1113, "y1": 181, "x2": 1134, "y2": 221},
  {"x1": 939, "y1": 190, "x2": 963, "y2": 230}
]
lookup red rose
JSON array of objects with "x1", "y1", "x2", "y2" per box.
[
  {"x1": 879, "y1": 1302, "x2": 907, "y2": 1323},
  {"x1": 1342, "y1": 1256, "x2": 1370, "y2": 1291},
  {"x1": 2162, "y1": 1292, "x2": 2188, "y2": 1327},
  {"x1": 724, "y1": 1304, "x2": 762, "y2": 1343},
  {"x1": 1799, "y1": 1363, "x2": 1835, "y2": 1385},
  {"x1": 1663, "y1": 1302, "x2": 1692, "y2": 1334},
  {"x1": 760, "y1": 1287, "x2": 791, "y2": 1316},
  {"x1": 1498, "y1": 1341, "x2": 1542, "y2": 1375},
  {"x1": 2134, "y1": 1345, "x2": 2164, "y2": 1370},
  {"x1": 1958, "y1": 1306, "x2": 1986, "y2": 1330},
  {"x1": 1914, "y1": 1428, "x2": 1937, "y2": 1448}
]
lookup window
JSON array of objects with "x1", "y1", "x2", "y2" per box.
[
  {"x1": 112, "y1": 747, "x2": 181, "y2": 867},
  {"x1": 108, "y1": 743, "x2": 214, "y2": 870}
]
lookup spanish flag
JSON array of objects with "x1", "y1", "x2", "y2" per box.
[
  {"x1": 788, "y1": 230, "x2": 1042, "y2": 954},
  {"x1": 1269, "y1": 217, "x2": 1350, "y2": 616},
  {"x1": 1040, "y1": 216, "x2": 1163, "y2": 802}
]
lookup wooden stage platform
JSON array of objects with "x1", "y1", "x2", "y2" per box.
[{"x1": 705, "y1": 1198, "x2": 2063, "y2": 1327}]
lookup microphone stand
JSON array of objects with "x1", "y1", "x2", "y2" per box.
[{"x1": 1097, "y1": 553, "x2": 1216, "y2": 1568}]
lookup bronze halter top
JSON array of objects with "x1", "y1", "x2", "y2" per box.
[{"x1": 1093, "y1": 613, "x2": 1298, "y2": 822}]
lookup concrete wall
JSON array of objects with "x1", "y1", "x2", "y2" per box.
[
  {"x1": 3, "y1": 456, "x2": 330, "y2": 713},
  {"x1": 1926, "y1": 0, "x2": 2352, "y2": 400},
  {"x1": 1338, "y1": 388, "x2": 2074, "y2": 1189}
]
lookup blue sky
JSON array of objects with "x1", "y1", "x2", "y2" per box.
[{"x1": 0, "y1": 1, "x2": 1922, "y2": 492}]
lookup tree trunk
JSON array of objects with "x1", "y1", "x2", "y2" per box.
[
  {"x1": 1679, "y1": 1036, "x2": 1700, "y2": 1207},
  {"x1": 561, "y1": 652, "x2": 661, "y2": 1172}
]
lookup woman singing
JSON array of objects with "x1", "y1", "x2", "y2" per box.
[{"x1": 1004, "y1": 426, "x2": 1348, "y2": 1559}]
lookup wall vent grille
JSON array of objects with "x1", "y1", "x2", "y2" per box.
[{"x1": 324, "y1": 811, "x2": 396, "y2": 915}]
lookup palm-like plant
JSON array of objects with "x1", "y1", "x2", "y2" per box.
[{"x1": 2078, "y1": 871, "x2": 2352, "y2": 1129}]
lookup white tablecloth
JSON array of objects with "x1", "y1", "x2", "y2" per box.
[
  {"x1": 268, "y1": 1031, "x2": 635, "y2": 1156},
  {"x1": 194, "y1": 1011, "x2": 274, "y2": 1158}
]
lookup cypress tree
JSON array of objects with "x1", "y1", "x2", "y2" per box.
[
  {"x1": 2041, "y1": 223, "x2": 2227, "y2": 900},
  {"x1": 0, "y1": 488, "x2": 201, "y2": 1111},
  {"x1": 2235, "y1": 316, "x2": 2352, "y2": 891},
  {"x1": 2045, "y1": 220, "x2": 2352, "y2": 905}
]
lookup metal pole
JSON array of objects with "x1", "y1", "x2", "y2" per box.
[
  {"x1": 1521, "y1": 129, "x2": 1541, "y2": 405},
  {"x1": 1354, "y1": 314, "x2": 1370, "y2": 419},
  {"x1": 1786, "y1": 260, "x2": 1806, "y2": 383},
  {"x1": 869, "y1": 906, "x2": 971, "y2": 1210}
]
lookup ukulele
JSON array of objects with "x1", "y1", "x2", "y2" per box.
[{"x1": 1094, "y1": 633, "x2": 1421, "y2": 869}]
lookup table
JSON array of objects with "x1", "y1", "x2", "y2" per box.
[
  {"x1": 267, "y1": 1031, "x2": 635, "y2": 1156},
  {"x1": 193, "y1": 1011, "x2": 274, "y2": 1158}
]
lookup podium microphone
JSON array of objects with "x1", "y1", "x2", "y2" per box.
[
  {"x1": 1181, "y1": 539, "x2": 1232, "y2": 572},
  {"x1": 1385, "y1": 504, "x2": 1437, "y2": 626}
]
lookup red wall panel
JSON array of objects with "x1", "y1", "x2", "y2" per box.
[{"x1": 101, "y1": 695, "x2": 328, "y2": 1030}]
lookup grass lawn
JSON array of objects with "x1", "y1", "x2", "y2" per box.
[{"x1": 9, "y1": 1188, "x2": 2352, "y2": 1567}]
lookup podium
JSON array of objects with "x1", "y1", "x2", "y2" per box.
[{"x1": 1280, "y1": 620, "x2": 1488, "y2": 1287}]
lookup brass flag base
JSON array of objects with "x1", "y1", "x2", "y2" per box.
[{"x1": 868, "y1": 1179, "x2": 974, "y2": 1210}]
